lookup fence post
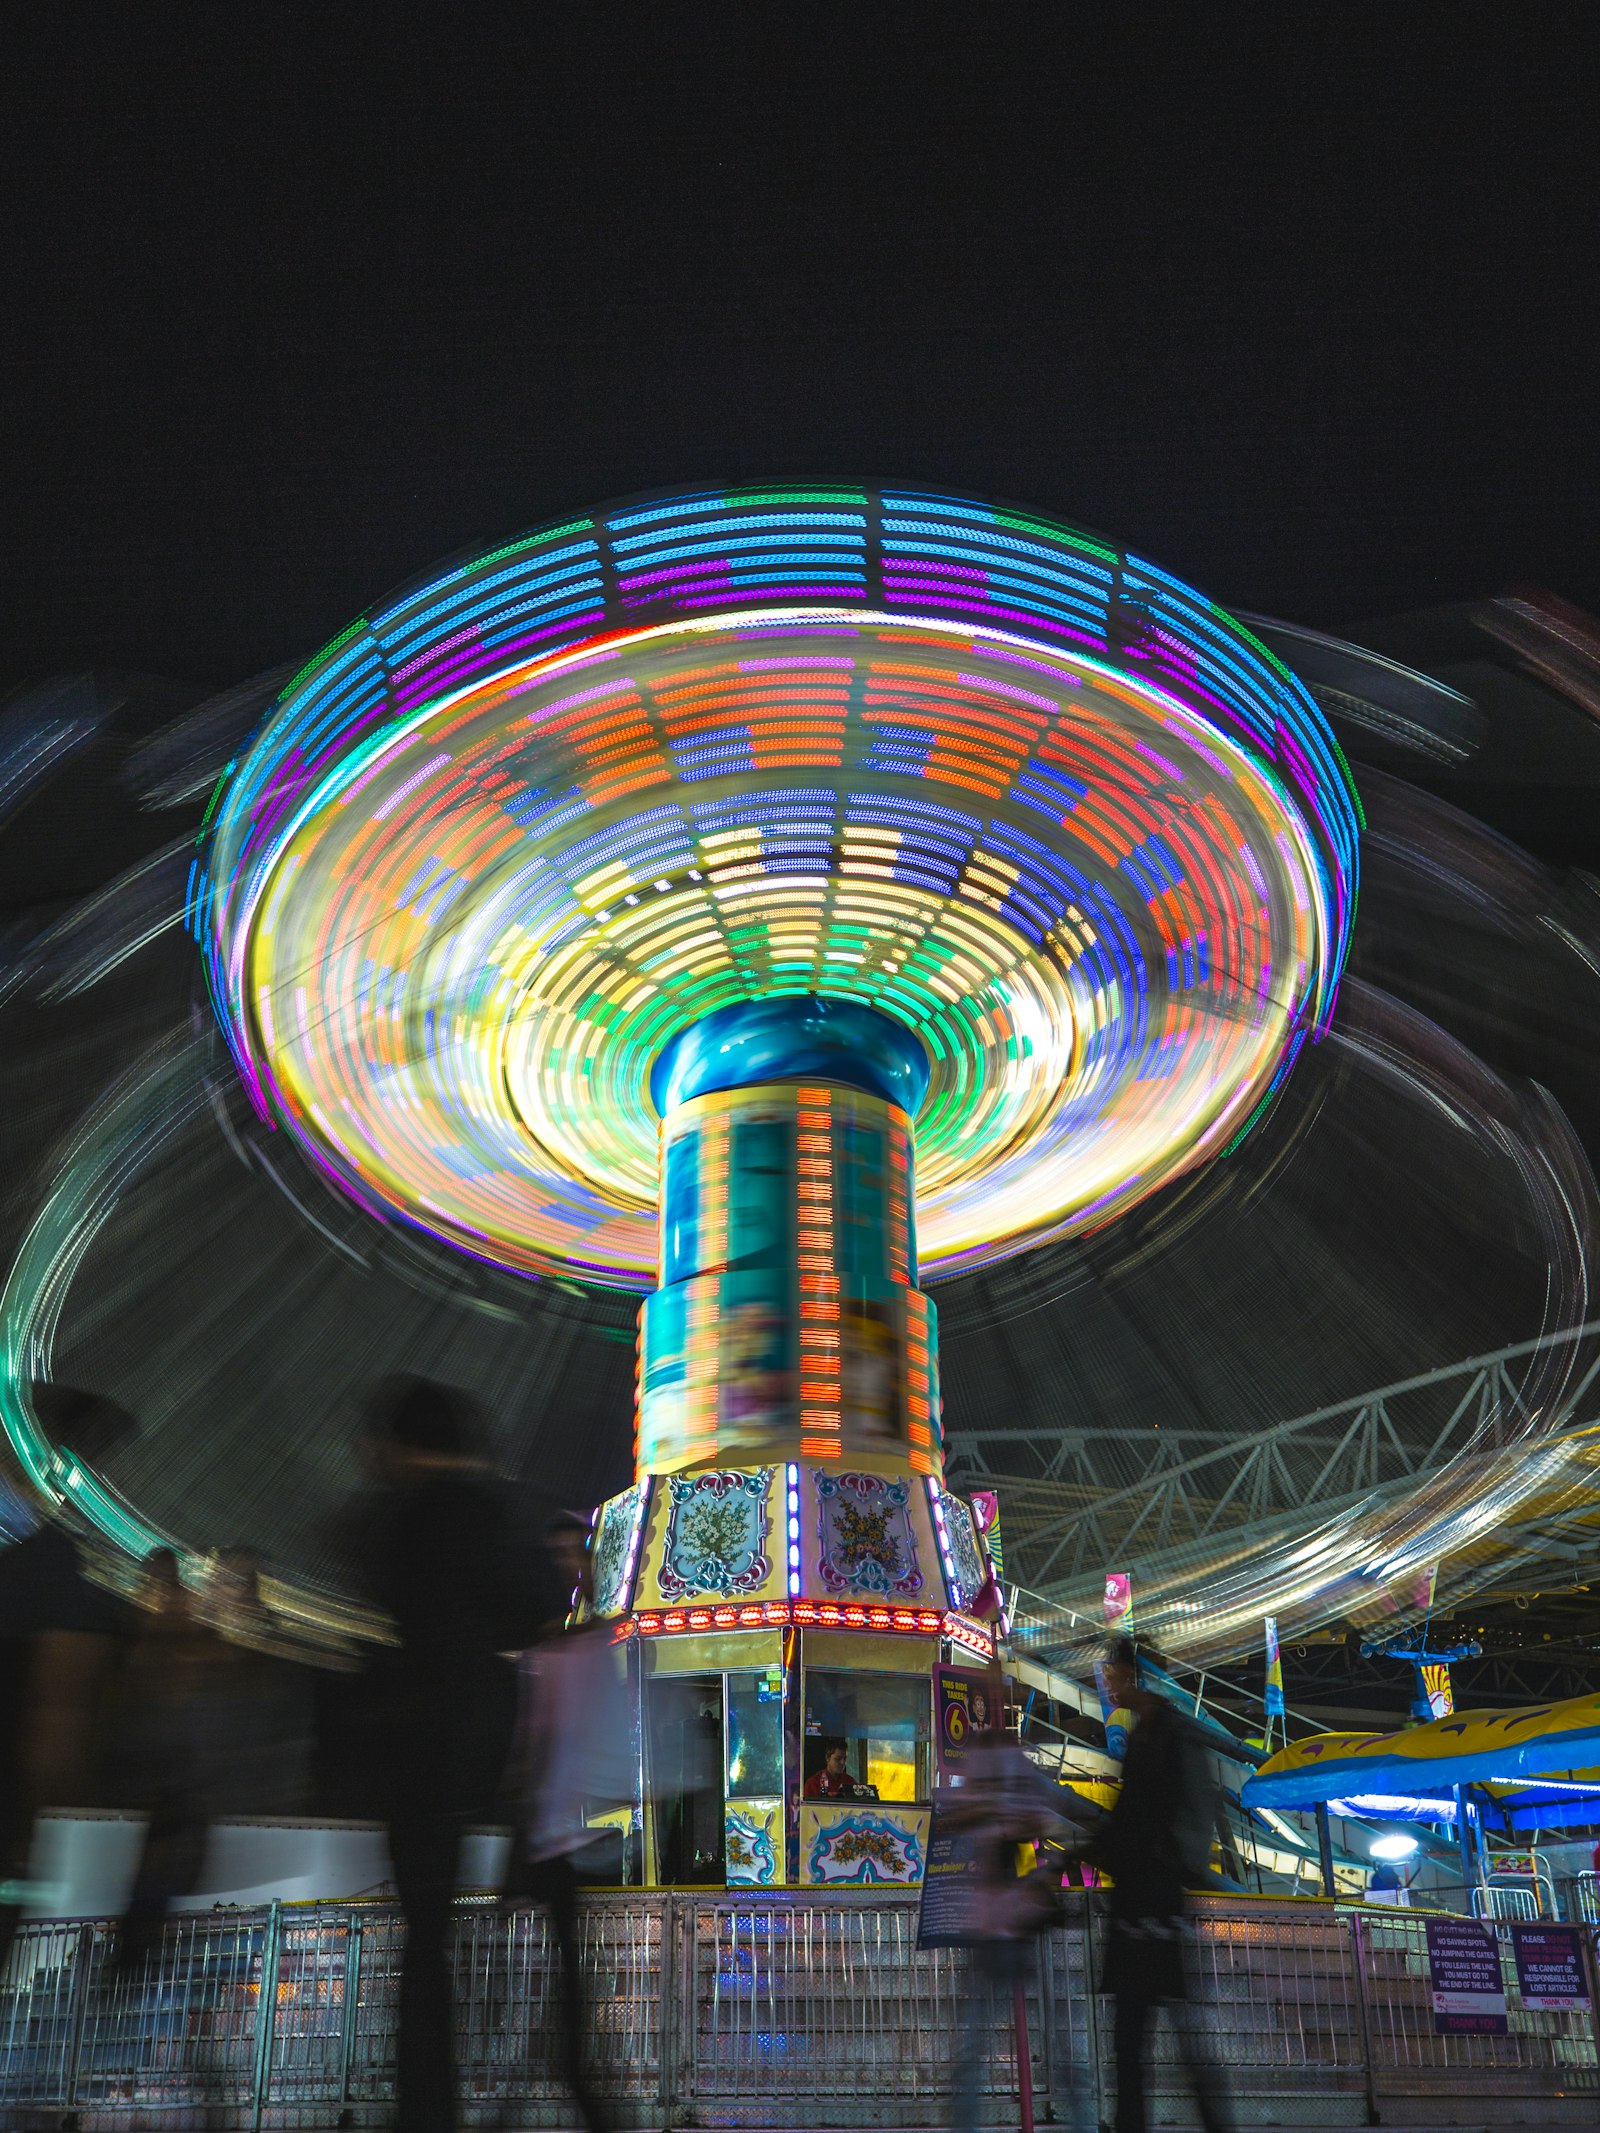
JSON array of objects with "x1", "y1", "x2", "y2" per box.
[
  {"x1": 1075, "y1": 1894, "x2": 1104, "y2": 2133},
  {"x1": 1316, "y1": 1805, "x2": 1337, "y2": 1901},
  {"x1": 62, "y1": 1921, "x2": 96, "y2": 2114},
  {"x1": 250, "y1": 1901, "x2": 283, "y2": 2133},
  {"x1": 1344, "y1": 1909, "x2": 1380, "y2": 2128},
  {"x1": 1453, "y1": 1784, "x2": 1479, "y2": 1902},
  {"x1": 1035, "y1": 1928, "x2": 1057, "y2": 2111},
  {"x1": 1576, "y1": 1917, "x2": 1600, "y2": 2083},
  {"x1": 658, "y1": 1894, "x2": 682, "y2": 2128},
  {"x1": 337, "y1": 1912, "x2": 363, "y2": 2114},
  {"x1": 1012, "y1": 1972, "x2": 1036, "y2": 2133}
]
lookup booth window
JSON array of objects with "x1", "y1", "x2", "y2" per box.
[
  {"x1": 647, "y1": 1675, "x2": 725, "y2": 1884},
  {"x1": 725, "y1": 1671, "x2": 784, "y2": 1799},
  {"x1": 804, "y1": 1669, "x2": 930, "y2": 1801}
]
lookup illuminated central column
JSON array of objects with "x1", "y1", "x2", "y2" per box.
[{"x1": 637, "y1": 996, "x2": 940, "y2": 1479}]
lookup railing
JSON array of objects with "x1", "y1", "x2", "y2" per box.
[
  {"x1": 3, "y1": 1892, "x2": 1598, "y2": 2126},
  {"x1": 1474, "y1": 1880, "x2": 1548, "y2": 1923}
]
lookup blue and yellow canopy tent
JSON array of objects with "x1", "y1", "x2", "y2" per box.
[{"x1": 1242, "y1": 1689, "x2": 1600, "y2": 1834}]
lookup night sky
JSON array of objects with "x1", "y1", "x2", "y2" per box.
[{"x1": 5, "y1": 12, "x2": 1598, "y2": 699}]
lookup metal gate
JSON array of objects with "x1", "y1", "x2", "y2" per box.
[{"x1": 3, "y1": 1892, "x2": 1598, "y2": 2126}]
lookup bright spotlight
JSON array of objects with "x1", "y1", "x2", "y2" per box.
[{"x1": 1370, "y1": 1832, "x2": 1419, "y2": 1861}]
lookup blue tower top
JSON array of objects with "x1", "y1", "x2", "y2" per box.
[{"x1": 649, "y1": 995, "x2": 931, "y2": 1119}]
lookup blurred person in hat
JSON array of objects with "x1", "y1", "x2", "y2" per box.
[
  {"x1": 333, "y1": 1376, "x2": 537, "y2": 2133},
  {"x1": 1092, "y1": 1635, "x2": 1230, "y2": 2133}
]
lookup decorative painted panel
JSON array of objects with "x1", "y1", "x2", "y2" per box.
[
  {"x1": 658, "y1": 1468, "x2": 774, "y2": 1601},
  {"x1": 970, "y1": 1488, "x2": 1004, "y2": 1582},
  {"x1": 724, "y1": 1798, "x2": 783, "y2": 1887},
  {"x1": 590, "y1": 1478, "x2": 650, "y2": 1618},
  {"x1": 816, "y1": 1470, "x2": 923, "y2": 1598},
  {"x1": 801, "y1": 1802, "x2": 929, "y2": 1886},
  {"x1": 942, "y1": 1494, "x2": 988, "y2": 1612}
]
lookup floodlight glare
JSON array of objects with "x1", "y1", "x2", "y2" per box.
[{"x1": 1369, "y1": 1832, "x2": 1419, "y2": 1861}]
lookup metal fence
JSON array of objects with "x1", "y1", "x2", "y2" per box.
[
  {"x1": 1348, "y1": 1905, "x2": 1597, "y2": 2102},
  {"x1": 3, "y1": 1892, "x2": 1598, "y2": 2127},
  {"x1": 1473, "y1": 1881, "x2": 1545, "y2": 1923}
]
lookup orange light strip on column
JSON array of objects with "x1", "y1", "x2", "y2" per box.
[
  {"x1": 632, "y1": 1310, "x2": 645, "y2": 1472},
  {"x1": 796, "y1": 1086, "x2": 841, "y2": 1461},
  {"x1": 904, "y1": 1287, "x2": 934, "y2": 1475}
]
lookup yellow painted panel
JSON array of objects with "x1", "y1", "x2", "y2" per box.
[
  {"x1": 802, "y1": 1631, "x2": 936, "y2": 1672},
  {"x1": 646, "y1": 1631, "x2": 783, "y2": 1674}
]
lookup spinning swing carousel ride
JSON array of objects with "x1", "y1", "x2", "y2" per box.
[
  {"x1": 7, "y1": 486, "x2": 1598, "y2": 1885},
  {"x1": 5, "y1": 486, "x2": 1359, "y2": 1883}
]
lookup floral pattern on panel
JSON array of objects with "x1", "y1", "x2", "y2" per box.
[
  {"x1": 659, "y1": 1468, "x2": 773, "y2": 1600},
  {"x1": 724, "y1": 1799, "x2": 781, "y2": 1887},
  {"x1": 815, "y1": 1470, "x2": 922, "y2": 1598},
  {"x1": 941, "y1": 1493, "x2": 988, "y2": 1612},
  {"x1": 806, "y1": 1809, "x2": 925, "y2": 1885},
  {"x1": 591, "y1": 1479, "x2": 649, "y2": 1618}
]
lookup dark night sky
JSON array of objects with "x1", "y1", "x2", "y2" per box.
[{"x1": 4, "y1": 9, "x2": 1598, "y2": 699}]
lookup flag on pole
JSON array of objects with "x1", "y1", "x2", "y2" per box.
[
  {"x1": 1099, "y1": 1571, "x2": 1133, "y2": 1758},
  {"x1": 1419, "y1": 1660, "x2": 1454, "y2": 1719},
  {"x1": 970, "y1": 1489, "x2": 1005, "y2": 1581},
  {"x1": 1264, "y1": 1616, "x2": 1286, "y2": 1719}
]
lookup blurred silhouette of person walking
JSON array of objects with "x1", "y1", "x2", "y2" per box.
[
  {"x1": 109, "y1": 1542, "x2": 311, "y2": 2113},
  {"x1": 505, "y1": 1511, "x2": 635, "y2": 2133},
  {"x1": 943, "y1": 1649, "x2": 1080, "y2": 2133},
  {"x1": 106, "y1": 1547, "x2": 232, "y2": 1975},
  {"x1": 336, "y1": 1378, "x2": 534, "y2": 2133},
  {"x1": 198, "y1": 1547, "x2": 313, "y2": 1818},
  {"x1": 0, "y1": 1385, "x2": 139, "y2": 1976},
  {"x1": 1093, "y1": 1636, "x2": 1230, "y2": 2133}
]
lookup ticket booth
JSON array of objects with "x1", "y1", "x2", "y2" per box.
[
  {"x1": 594, "y1": 1448, "x2": 998, "y2": 1890},
  {"x1": 629, "y1": 1611, "x2": 986, "y2": 1888}
]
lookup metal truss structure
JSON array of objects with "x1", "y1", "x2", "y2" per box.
[
  {"x1": 1204, "y1": 1633, "x2": 1600, "y2": 1716},
  {"x1": 947, "y1": 1318, "x2": 1600, "y2": 1660}
]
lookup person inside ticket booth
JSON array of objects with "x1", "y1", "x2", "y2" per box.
[{"x1": 803, "y1": 1737, "x2": 873, "y2": 1801}]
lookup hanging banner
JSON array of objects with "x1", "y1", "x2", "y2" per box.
[
  {"x1": 1264, "y1": 1617, "x2": 1286, "y2": 1719},
  {"x1": 1425, "y1": 1916, "x2": 1508, "y2": 2035},
  {"x1": 1418, "y1": 1661, "x2": 1454, "y2": 1720},
  {"x1": 1510, "y1": 1923, "x2": 1590, "y2": 2012},
  {"x1": 934, "y1": 1665, "x2": 997, "y2": 1783},
  {"x1": 970, "y1": 1489, "x2": 1004, "y2": 1581},
  {"x1": 1103, "y1": 1571, "x2": 1132, "y2": 1629}
]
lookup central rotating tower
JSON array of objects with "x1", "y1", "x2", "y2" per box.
[{"x1": 641, "y1": 994, "x2": 935, "y2": 1477}]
